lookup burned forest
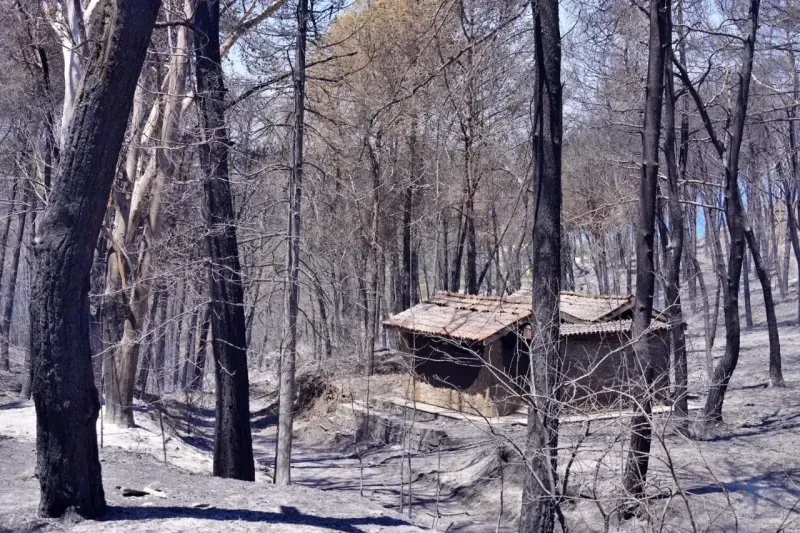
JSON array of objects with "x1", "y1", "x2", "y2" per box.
[{"x1": 1, "y1": 0, "x2": 800, "y2": 531}]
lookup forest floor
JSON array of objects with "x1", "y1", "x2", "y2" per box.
[
  {"x1": 3, "y1": 314, "x2": 800, "y2": 533},
  {"x1": 0, "y1": 373, "x2": 422, "y2": 532},
  {"x1": 3, "y1": 247, "x2": 800, "y2": 531}
]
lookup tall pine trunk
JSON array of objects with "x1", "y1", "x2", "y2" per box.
[
  {"x1": 622, "y1": 0, "x2": 668, "y2": 498},
  {"x1": 662, "y1": 26, "x2": 689, "y2": 425},
  {"x1": 0, "y1": 178, "x2": 30, "y2": 369},
  {"x1": 701, "y1": 0, "x2": 761, "y2": 422},
  {"x1": 190, "y1": 303, "x2": 212, "y2": 391},
  {"x1": 0, "y1": 180, "x2": 19, "y2": 286},
  {"x1": 274, "y1": 0, "x2": 307, "y2": 486},
  {"x1": 743, "y1": 251, "x2": 753, "y2": 328},
  {"x1": 744, "y1": 228, "x2": 784, "y2": 386},
  {"x1": 195, "y1": 0, "x2": 255, "y2": 481},
  {"x1": 519, "y1": 0, "x2": 562, "y2": 529},
  {"x1": 135, "y1": 287, "x2": 163, "y2": 398}
]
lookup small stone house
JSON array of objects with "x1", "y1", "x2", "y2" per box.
[{"x1": 382, "y1": 290, "x2": 674, "y2": 417}]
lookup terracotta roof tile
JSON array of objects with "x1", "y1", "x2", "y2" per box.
[
  {"x1": 560, "y1": 319, "x2": 672, "y2": 337},
  {"x1": 382, "y1": 291, "x2": 530, "y2": 343},
  {"x1": 383, "y1": 290, "x2": 671, "y2": 343},
  {"x1": 508, "y1": 290, "x2": 633, "y2": 323}
]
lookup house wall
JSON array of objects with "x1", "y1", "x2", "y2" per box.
[
  {"x1": 560, "y1": 329, "x2": 671, "y2": 407},
  {"x1": 400, "y1": 333, "x2": 483, "y2": 389},
  {"x1": 398, "y1": 326, "x2": 673, "y2": 414},
  {"x1": 398, "y1": 333, "x2": 524, "y2": 417}
]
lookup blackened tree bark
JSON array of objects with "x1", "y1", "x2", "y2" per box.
[
  {"x1": 313, "y1": 273, "x2": 333, "y2": 359},
  {"x1": 135, "y1": 287, "x2": 162, "y2": 398},
  {"x1": 0, "y1": 180, "x2": 19, "y2": 287},
  {"x1": 439, "y1": 213, "x2": 449, "y2": 290},
  {"x1": 788, "y1": 45, "x2": 800, "y2": 322},
  {"x1": 782, "y1": 165, "x2": 800, "y2": 325},
  {"x1": 0, "y1": 178, "x2": 30, "y2": 369},
  {"x1": 190, "y1": 303, "x2": 212, "y2": 391},
  {"x1": 662, "y1": 20, "x2": 689, "y2": 425},
  {"x1": 689, "y1": 252, "x2": 714, "y2": 379},
  {"x1": 18, "y1": 5, "x2": 57, "y2": 399},
  {"x1": 519, "y1": 0, "x2": 562, "y2": 530},
  {"x1": 154, "y1": 285, "x2": 169, "y2": 393},
  {"x1": 622, "y1": 0, "x2": 668, "y2": 498},
  {"x1": 675, "y1": 0, "x2": 762, "y2": 422},
  {"x1": 19, "y1": 206, "x2": 38, "y2": 400},
  {"x1": 449, "y1": 208, "x2": 467, "y2": 292},
  {"x1": 0, "y1": 177, "x2": 19, "y2": 370},
  {"x1": 401, "y1": 134, "x2": 415, "y2": 310},
  {"x1": 195, "y1": 0, "x2": 255, "y2": 481},
  {"x1": 180, "y1": 305, "x2": 200, "y2": 390},
  {"x1": 170, "y1": 284, "x2": 187, "y2": 391},
  {"x1": 274, "y1": 0, "x2": 308, "y2": 486},
  {"x1": 743, "y1": 251, "x2": 753, "y2": 328},
  {"x1": 30, "y1": 0, "x2": 160, "y2": 518},
  {"x1": 744, "y1": 228, "x2": 784, "y2": 386}
]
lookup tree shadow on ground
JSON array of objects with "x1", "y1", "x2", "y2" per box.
[
  {"x1": 103, "y1": 504, "x2": 411, "y2": 532},
  {"x1": 686, "y1": 468, "x2": 800, "y2": 511},
  {"x1": 0, "y1": 400, "x2": 28, "y2": 411},
  {"x1": 250, "y1": 403, "x2": 279, "y2": 430}
]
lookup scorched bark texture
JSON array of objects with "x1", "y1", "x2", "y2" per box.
[
  {"x1": 519, "y1": 0, "x2": 563, "y2": 529},
  {"x1": 194, "y1": 0, "x2": 256, "y2": 481},
  {"x1": 29, "y1": 0, "x2": 160, "y2": 518}
]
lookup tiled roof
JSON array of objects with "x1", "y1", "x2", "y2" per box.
[
  {"x1": 382, "y1": 291, "x2": 530, "y2": 343},
  {"x1": 426, "y1": 292, "x2": 530, "y2": 314},
  {"x1": 560, "y1": 319, "x2": 672, "y2": 337},
  {"x1": 508, "y1": 290, "x2": 633, "y2": 324},
  {"x1": 383, "y1": 290, "x2": 672, "y2": 343}
]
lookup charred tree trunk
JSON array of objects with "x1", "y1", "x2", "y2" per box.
[
  {"x1": 0, "y1": 179, "x2": 30, "y2": 370},
  {"x1": 401, "y1": 132, "x2": 416, "y2": 309},
  {"x1": 314, "y1": 275, "x2": 333, "y2": 359},
  {"x1": 30, "y1": 0, "x2": 159, "y2": 518},
  {"x1": 788, "y1": 44, "x2": 800, "y2": 322},
  {"x1": 743, "y1": 251, "x2": 753, "y2": 328},
  {"x1": 170, "y1": 286, "x2": 187, "y2": 392},
  {"x1": 274, "y1": 0, "x2": 307, "y2": 485},
  {"x1": 689, "y1": 253, "x2": 714, "y2": 380},
  {"x1": 662, "y1": 29, "x2": 689, "y2": 425},
  {"x1": 19, "y1": 205, "x2": 38, "y2": 401},
  {"x1": 439, "y1": 212, "x2": 449, "y2": 290},
  {"x1": 180, "y1": 305, "x2": 200, "y2": 390},
  {"x1": 401, "y1": 186, "x2": 412, "y2": 309},
  {"x1": 0, "y1": 180, "x2": 19, "y2": 285},
  {"x1": 465, "y1": 195, "x2": 477, "y2": 294},
  {"x1": 190, "y1": 303, "x2": 211, "y2": 391},
  {"x1": 700, "y1": 0, "x2": 761, "y2": 422},
  {"x1": 135, "y1": 288, "x2": 162, "y2": 398},
  {"x1": 154, "y1": 286, "x2": 169, "y2": 393},
  {"x1": 195, "y1": 0, "x2": 254, "y2": 481},
  {"x1": 744, "y1": 228, "x2": 784, "y2": 386},
  {"x1": 784, "y1": 182, "x2": 800, "y2": 324},
  {"x1": 622, "y1": 0, "x2": 668, "y2": 498},
  {"x1": 449, "y1": 209, "x2": 467, "y2": 292},
  {"x1": 783, "y1": 218, "x2": 791, "y2": 296},
  {"x1": 519, "y1": 0, "x2": 562, "y2": 529}
]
